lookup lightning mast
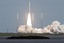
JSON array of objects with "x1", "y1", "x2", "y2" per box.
[
  {"x1": 17, "y1": 13, "x2": 19, "y2": 33},
  {"x1": 41, "y1": 13, "x2": 43, "y2": 28}
]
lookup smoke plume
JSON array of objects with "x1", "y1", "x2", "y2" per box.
[{"x1": 18, "y1": 21, "x2": 64, "y2": 34}]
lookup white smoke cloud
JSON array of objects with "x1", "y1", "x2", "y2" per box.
[{"x1": 18, "y1": 21, "x2": 64, "y2": 34}]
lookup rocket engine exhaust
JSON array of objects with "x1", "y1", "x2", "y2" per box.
[{"x1": 27, "y1": 13, "x2": 32, "y2": 27}]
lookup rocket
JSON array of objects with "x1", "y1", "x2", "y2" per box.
[
  {"x1": 26, "y1": 0, "x2": 32, "y2": 27},
  {"x1": 28, "y1": 0, "x2": 30, "y2": 13}
]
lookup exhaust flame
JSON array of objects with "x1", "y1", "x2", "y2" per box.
[{"x1": 27, "y1": 13, "x2": 32, "y2": 27}]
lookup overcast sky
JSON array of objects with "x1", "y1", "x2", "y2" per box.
[{"x1": 0, "y1": 0, "x2": 64, "y2": 33}]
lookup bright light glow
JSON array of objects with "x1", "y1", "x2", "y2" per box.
[{"x1": 27, "y1": 13, "x2": 32, "y2": 27}]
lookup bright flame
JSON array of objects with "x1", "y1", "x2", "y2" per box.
[{"x1": 27, "y1": 13, "x2": 32, "y2": 27}]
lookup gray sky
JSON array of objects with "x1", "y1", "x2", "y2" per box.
[{"x1": 0, "y1": 0, "x2": 64, "y2": 33}]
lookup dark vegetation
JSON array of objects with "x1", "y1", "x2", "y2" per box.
[{"x1": 7, "y1": 35, "x2": 50, "y2": 39}]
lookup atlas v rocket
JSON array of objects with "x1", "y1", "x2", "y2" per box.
[
  {"x1": 28, "y1": 0, "x2": 30, "y2": 13},
  {"x1": 26, "y1": 0, "x2": 32, "y2": 27}
]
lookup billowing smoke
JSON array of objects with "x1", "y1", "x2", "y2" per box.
[{"x1": 18, "y1": 21, "x2": 64, "y2": 34}]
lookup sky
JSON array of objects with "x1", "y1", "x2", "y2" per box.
[{"x1": 0, "y1": 0, "x2": 64, "y2": 33}]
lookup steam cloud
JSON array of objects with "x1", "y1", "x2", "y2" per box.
[{"x1": 18, "y1": 21, "x2": 64, "y2": 34}]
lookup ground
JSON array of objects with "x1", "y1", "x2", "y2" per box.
[{"x1": 0, "y1": 33, "x2": 64, "y2": 36}]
